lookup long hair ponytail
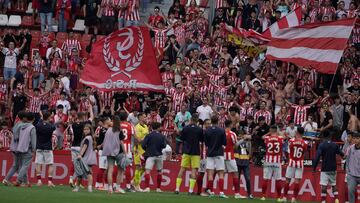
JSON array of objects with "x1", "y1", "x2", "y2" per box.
[{"x1": 112, "y1": 116, "x2": 121, "y2": 133}]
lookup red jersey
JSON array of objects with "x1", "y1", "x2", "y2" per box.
[
  {"x1": 61, "y1": 39, "x2": 82, "y2": 56},
  {"x1": 39, "y1": 35, "x2": 52, "y2": 57},
  {"x1": 264, "y1": 135, "x2": 284, "y2": 164},
  {"x1": 120, "y1": 121, "x2": 135, "y2": 153},
  {"x1": 153, "y1": 28, "x2": 168, "y2": 48},
  {"x1": 224, "y1": 129, "x2": 237, "y2": 160},
  {"x1": 28, "y1": 95, "x2": 44, "y2": 113},
  {"x1": 288, "y1": 138, "x2": 307, "y2": 168},
  {"x1": 291, "y1": 104, "x2": 311, "y2": 125},
  {"x1": 0, "y1": 83, "x2": 7, "y2": 102}
]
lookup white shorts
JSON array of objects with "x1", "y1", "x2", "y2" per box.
[
  {"x1": 225, "y1": 159, "x2": 238, "y2": 173},
  {"x1": 263, "y1": 162, "x2": 282, "y2": 180},
  {"x1": 320, "y1": 171, "x2": 336, "y2": 186},
  {"x1": 206, "y1": 156, "x2": 225, "y2": 171},
  {"x1": 98, "y1": 150, "x2": 108, "y2": 169},
  {"x1": 35, "y1": 150, "x2": 54, "y2": 165},
  {"x1": 145, "y1": 156, "x2": 163, "y2": 171},
  {"x1": 198, "y1": 159, "x2": 207, "y2": 173},
  {"x1": 285, "y1": 166, "x2": 303, "y2": 179}
]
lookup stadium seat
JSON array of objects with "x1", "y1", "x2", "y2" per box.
[
  {"x1": 22, "y1": 16, "x2": 34, "y2": 27},
  {"x1": 81, "y1": 34, "x2": 92, "y2": 43},
  {"x1": 73, "y1": 19, "x2": 85, "y2": 32},
  {"x1": 30, "y1": 30, "x2": 41, "y2": 39},
  {"x1": 0, "y1": 15, "x2": 8, "y2": 26},
  {"x1": 7, "y1": 15, "x2": 21, "y2": 27},
  {"x1": 56, "y1": 32, "x2": 68, "y2": 41},
  {"x1": 96, "y1": 35, "x2": 106, "y2": 41},
  {"x1": 26, "y1": 2, "x2": 34, "y2": 14},
  {"x1": 74, "y1": 32, "x2": 82, "y2": 40}
]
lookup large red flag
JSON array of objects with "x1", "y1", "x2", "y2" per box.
[
  {"x1": 80, "y1": 26, "x2": 164, "y2": 92},
  {"x1": 266, "y1": 18, "x2": 356, "y2": 74}
]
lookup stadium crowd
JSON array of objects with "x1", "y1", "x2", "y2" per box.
[{"x1": 0, "y1": 0, "x2": 360, "y2": 203}]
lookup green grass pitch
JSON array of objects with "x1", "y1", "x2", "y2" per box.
[{"x1": 0, "y1": 185, "x2": 315, "y2": 203}]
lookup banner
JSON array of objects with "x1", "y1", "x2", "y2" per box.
[
  {"x1": 1, "y1": 151, "x2": 359, "y2": 202},
  {"x1": 227, "y1": 34, "x2": 266, "y2": 57},
  {"x1": 80, "y1": 26, "x2": 164, "y2": 92}
]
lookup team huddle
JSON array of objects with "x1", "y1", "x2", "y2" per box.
[{"x1": 2, "y1": 110, "x2": 351, "y2": 203}]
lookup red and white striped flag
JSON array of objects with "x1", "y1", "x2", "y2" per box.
[
  {"x1": 262, "y1": 7, "x2": 302, "y2": 39},
  {"x1": 266, "y1": 18, "x2": 356, "y2": 74}
]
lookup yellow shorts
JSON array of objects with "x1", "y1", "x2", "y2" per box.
[
  {"x1": 180, "y1": 154, "x2": 200, "y2": 169},
  {"x1": 134, "y1": 152, "x2": 143, "y2": 166}
]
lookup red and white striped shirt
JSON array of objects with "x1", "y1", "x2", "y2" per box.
[
  {"x1": 174, "y1": 24, "x2": 186, "y2": 45},
  {"x1": 218, "y1": 113, "x2": 228, "y2": 128},
  {"x1": 101, "y1": 0, "x2": 115, "y2": 16},
  {"x1": 292, "y1": 104, "x2": 310, "y2": 125},
  {"x1": 288, "y1": 138, "x2": 307, "y2": 168},
  {"x1": 321, "y1": 6, "x2": 336, "y2": 19},
  {"x1": 20, "y1": 59, "x2": 31, "y2": 69},
  {"x1": 153, "y1": 28, "x2": 168, "y2": 48},
  {"x1": 117, "y1": 0, "x2": 128, "y2": 18},
  {"x1": 100, "y1": 91, "x2": 114, "y2": 108},
  {"x1": 79, "y1": 98, "x2": 91, "y2": 112},
  {"x1": 239, "y1": 106, "x2": 254, "y2": 121},
  {"x1": 162, "y1": 116, "x2": 175, "y2": 136},
  {"x1": 216, "y1": 0, "x2": 227, "y2": 8},
  {"x1": 224, "y1": 129, "x2": 237, "y2": 160},
  {"x1": 309, "y1": 7, "x2": 321, "y2": 23},
  {"x1": 62, "y1": 39, "x2": 81, "y2": 56},
  {"x1": 28, "y1": 95, "x2": 43, "y2": 113},
  {"x1": 50, "y1": 58, "x2": 62, "y2": 73},
  {"x1": 125, "y1": 0, "x2": 140, "y2": 21},
  {"x1": 0, "y1": 83, "x2": 7, "y2": 102},
  {"x1": 164, "y1": 86, "x2": 175, "y2": 97},
  {"x1": 201, "y1": 44, "x2": 213, "y2": 57},
  {"x1": 264, "y1": 135, "x2": 284, "y2": 164},
  {"x1": 161, "y1": 72, "x2": 174, "y2": 83},
  {"x1": 32, "y1": 58, "x2": 45, "y2": 73},
  {"x1": 120, "y1": 121, "x2": 135, "y2": 153},
  {"x1": 254, "y1": 110, "x2": 272, "y2": 125},
  {"x1": 0, "y1": 129, "x2": 12, "y2": 149},
  {"x1": 172, "y1": 91, "x2": 186, "y2": 112}
]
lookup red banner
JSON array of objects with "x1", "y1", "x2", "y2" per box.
[
  {"x1": 0, "y1": 151, "x2": 359, "y2": 202},
  {"x1": 80, "y1": 26, "x2": 164, "y2": 92}
]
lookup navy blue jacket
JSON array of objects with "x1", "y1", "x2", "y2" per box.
[
  {"x1": 204, "y1": 126, "x2": 226, "y2": 157},
  {"x1": 313, "y1": 140, "x2": 344, "y2": 172},
  {"x1": 142, "y1": 131, "x2": 166, "y2": 157}
]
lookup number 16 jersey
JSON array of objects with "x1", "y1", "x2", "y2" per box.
[{"x1": 288, "y1": 138, "x2": 307, "y2": 168}]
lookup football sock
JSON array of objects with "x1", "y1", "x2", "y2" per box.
[
  {"x1": 125, "y1": 167, "x2": 131, "y2": 188},
  {"x1": 262, "y1": 180, "x2": 269, "y2": 196},
  {"x1": 175, "y1": 178, "x2": 182, "y2": 191},
  {"x1": 233, "y1": 177, "x2": 239, "y2": 194},
  {"x1": 284, "y1": 182, "x2": 290, "y2": 198},
  {"x1": 196, "y1": 173, "x2": 204, "y2": 194},
  {"x1": 157, "y1": 174, "x2": 162, "y2": 189},
  {"x1": 218, "y1": 178, "x2": 224, "y2": 193},
  {"x1": 294, "y1": 183, "x2": 300, "y2": 198},
  {"x1": 276, "y1": 180, "x2": 283, "y2": 198},
  {"x1": 321, "y1": 192, "x2": 327, "y2": 202},
  {"x1": 207, "y1": 180, "x2": 214, "y2": 191},
  {"x1": 144, "y1": 174, "x2": 150, "y2": 188},
  {"x1": 189, "y1": 178, "x2": 196, "y2": 193}
]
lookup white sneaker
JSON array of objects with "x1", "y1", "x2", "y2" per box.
[
  {"x1": 142, "y1": 187, "x2": 150, "y2": 193},
  {"x1": 88, "y1": 187, "x2": 93, "y2": 193},
  {"x1": 72, "y1": 186, "x2": 80, "y2": 192},
  {"x1": 291, "y1": 197, "x2": 297, "y2": 203},
  {"x1": 260, "y1": 197, "x2": 266, "y2": 201},
  {"x1": 69, "y1": 179, "x2": 74, "y2": 188},
  {"x1": 47, "y1": 182, "x2": 55, "y2": 187},
  {"x1": 234, "y1": 193, "x2": 247, "y2": 199},
  {"x1": 134, "y1": 185, "x2": 143, "y2": 192},
  {"x1": 219, "y1": 192, "x2": 228, "y2": 199},
  {"x1": 156, "y1": 188, "x2": 162, "y2": 193},
  {"x1": 37, "y1": 181, "x2": 42, "y2": 187},
  {"x1": 115, "y1": 188, "x2": 126, "y2": 194},
  {"x1": 282, "y1": 197, "x2": 287, "y2": 202},
  {"x1": 2, "y1": 179, "x2": 10, "y2": 186}
]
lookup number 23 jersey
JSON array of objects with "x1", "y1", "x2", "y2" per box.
[{"x1": 264, "y1": 135, "x2": 284, "y2": 164}]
